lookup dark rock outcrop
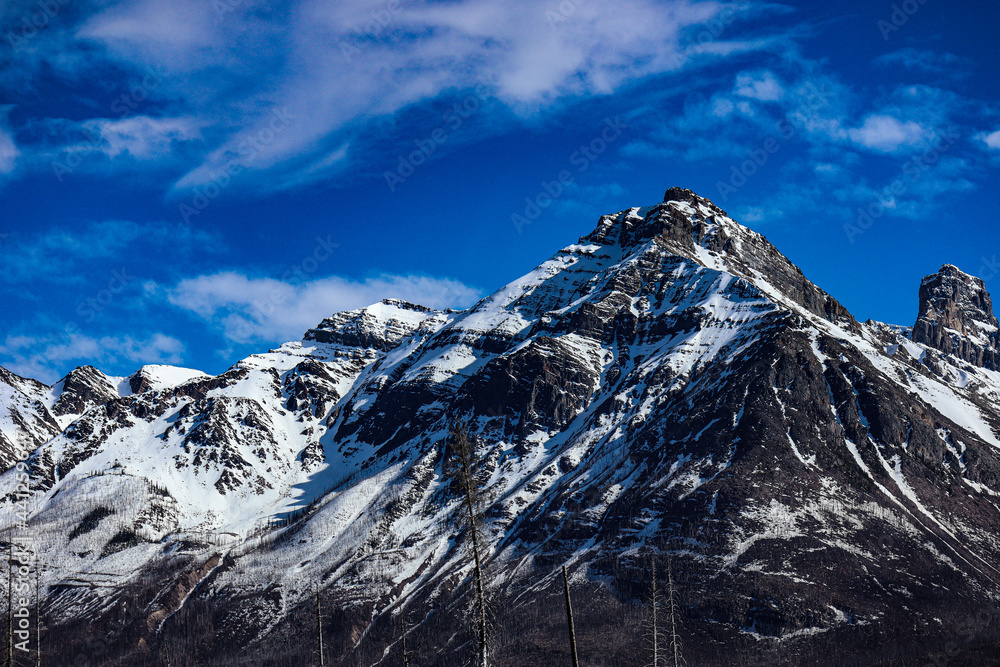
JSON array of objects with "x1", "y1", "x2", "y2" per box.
[
  {"x1": 304, "y1": 298, "x2": 442, "y2": 351},
  {"x1": 52, "y1": 365, "x2": 119, "y2": 416},
  {"x1": 912, "y1": 264, "x2": 999, "y2": 370}
]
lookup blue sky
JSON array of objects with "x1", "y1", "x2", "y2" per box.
[{"x1": 1, "y1": 0, "x2": 998, "y2": 382}]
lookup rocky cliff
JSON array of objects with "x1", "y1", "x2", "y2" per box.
[{"x1": 912, "y1": 263, "x2": 999, "y2": 370}]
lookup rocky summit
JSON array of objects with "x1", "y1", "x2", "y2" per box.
[
  {"x1": 912, "y1": 264, "x2": 1000, "y2": 371},
  {"x1": 2, "y1": 188, "x2": 1000, "y2": 666}
]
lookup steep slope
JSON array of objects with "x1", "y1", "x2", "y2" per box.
[
  {"x1": 0, "y1": 367, "x2": 61, "y2": 468},
  {"x1": 0, "y1": 363, "x2": 213, "y2": 470},
  {"x1": 2, "y1": 189, "x2": 1000, "y2": 666}
]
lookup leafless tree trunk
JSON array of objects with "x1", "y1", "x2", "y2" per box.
[
  {"x1": 399, "y1": 615, "x2": 413, "y2": 667},
  {"x1": 6, "y1": 539, "x2": 12, "y2": 667},
  {"x1": 446, "y1": 421, "x2": 489, "y2": 667},
  {"x1": 562, "y1": 566, "x2": 580, "y2": 667},
  {"x1": 34, "y1": 563, "x2": 41, "y2": 667},
  {"x1": 649, "y1": 555, "x2": 660, "y2": 667},
  {"x1": 316, "y1": 588, "x2": 325, "y2": 667},
  {"x1": 666, "y1": 555, "x2": 682, "y2": 667}
]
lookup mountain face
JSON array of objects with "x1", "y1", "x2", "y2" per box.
[
  {"x1": 0, "y1": 367, "x2": 61, "y2": 468},
  {"x1": 2, "y1": 188, "x2": 1000, "y2": 666}
]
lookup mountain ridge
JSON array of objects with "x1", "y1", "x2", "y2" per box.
[{"x1": 2, "y1": 187, "x2": 1000, "y2": 665}]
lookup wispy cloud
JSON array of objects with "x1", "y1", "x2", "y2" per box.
[
  {"x1": 159, "y1": 0, "x2": 751, "y2": 193},
  {"x1": 0, "y1": 131, "x2": 17, "y2": 175},
  {"x1": 729, "y1": 138, "x2": 976, "y2": 230},
  {"x1": 0, "y1": 219, "x2": 219, "y2": 285},
  {"x1": 874, "y1": 48, "x2": 972, "y2": 76},
  {"x1": 164, "y1": 270, "x2": 481, "y2": 345},
  {"x1": 22, "y1": 115, "x2": 205, "y2": 181},
  {"x1": 1, "y1": 0, "x2": 792, "y2": 195},
  {"x1": 0, "y1": 332, "x2": 186, "y2": 384},
  {"x1": 734, "y1": 70, "x2": 785, "y2": 102},
  {"x1": 81, "y1": 116, "x2": 203, "y2": 160},
  {"x1": 0, "y1": 108, "x2": 19, "y2": 176}
]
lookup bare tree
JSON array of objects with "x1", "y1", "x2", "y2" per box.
[
  {"x1": 445, "y1": 420, "x2": 489, "y2": 667},
  {"x1": 647, "y1": 554, "x2": 662, "y2": 667},
  {"x1": 562, "y1": 566, "x2": 580, "y2": 667},
  {"x1": 665, "y1": 555, "x2": 683, "y2": 667},
  {"x1": 316, "y1": 588, "x2": 325, "y2": 667},
  {"x1": 6, "y1": 538, "x2": 11, "y2": 667},
  {"x1": 398, "y1": 614, "x2": 416, "y2": 667},
  {"x1": 34, "y1": 562, "x2": 42, "y2": 667}
]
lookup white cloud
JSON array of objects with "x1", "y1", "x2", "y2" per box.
[
  {"x1": 0, "y1": 332, "x2": 186, "y2": 384},
  {"x1": 28, "y1": 116, "x2": 204, "y2": 177},
  {"x1": 81, "y1": 116, "x2": 203, "y2": 160},
  {"x1": 0, "y1": 107, "x2": 19, "y2": 175},
  {"x1": 78, "y1": 0, "x2": 217, "y2": 56},
  {"x1": 874, "y1": 48, "x2": 971, "y2": 75},
  {"x1": 0, "y1": 127, "x2": 18, "y2": 174},
  {"x1": 983, "y1": 130, "x2": 1000, "y2": 151},
  {"x1": 734, "y1": 71, "x2": 784, "y2": 102},
  {"x1": 847, "y1": 114, "x2": 931, "y2": 153},
  {"x1": 710, "y1": 97, "x2": 735, "y2": 118},
  {"x1": 65, "y1": 0, "x2": 776, "y2": 193},
  {"x1": 166, "y1": 271, "x2": 481, "y2": 343},
  {"x1": 0, "y1": 0, "x2": 803, "y2": 193}
]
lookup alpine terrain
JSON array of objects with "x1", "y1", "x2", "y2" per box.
[{"x1": 2, "y1": 187, "x2": 999, "y2": 666}]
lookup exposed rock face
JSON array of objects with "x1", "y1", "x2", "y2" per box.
[
  {"x1": 1, "y1": 188, "x2": 1000, "y2": 666},
  {"x1": 51, "y1": 365, "x2": 120, "y2": 417},
  {"x1": 912, "y1": 264, "x2": 999, "y2": 370},
  {"x1": 304, "y1": 298, "x2": 446, "y2": 351},
  {"x1": 587, "y1": 188, "x2": 857, "y2": 328}
]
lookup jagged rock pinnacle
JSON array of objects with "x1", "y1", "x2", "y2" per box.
[{"x1": 912, "y1": 264, "x2": 999, "y2": 369}]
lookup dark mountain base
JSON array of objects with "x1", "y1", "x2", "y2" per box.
[{"x1": 42, "y1": 552, "x2": 1000, "y2": 667}]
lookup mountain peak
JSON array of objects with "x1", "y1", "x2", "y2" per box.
[
  {"x1": 51, "y1": 364, "x2": 118, "y2": 417},
  {"x1": 661, "y1": 185, "x2": 735, "y2": 217},
  {"x1": 663, "y1": 185, "x2": 721, "y2": 207},
  {"x1": 126, "y1": 365, "x2": 209, "y2": 395},
  {"x1": 923, "y1": 263, "x2": 979, "y2": 285},
  {"x1": 375, "y1": 297, "x2": 432, "y2": 311},
  {"x1": 581, "y1": 189, "x2": 856, "y2": 328},
  {"x1": 912, "y1": 263, "x2": 998, "y2": 369},
  {"x1": 304, "y1": 298, "x2": 445, "y2": 352}
]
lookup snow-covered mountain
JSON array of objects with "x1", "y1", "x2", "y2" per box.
[{"x1": 2, "y1": 188, "x2": 1000, "y2": 666}]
